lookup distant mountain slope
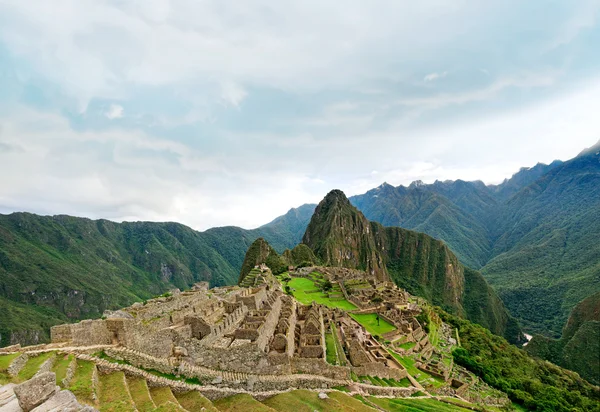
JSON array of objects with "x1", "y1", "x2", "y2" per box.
[
  {"x1": 0, "y1": 206, "x2": 311, "y2": 347},
  {"x1": 482, "y1": 145, "x2": 600, "y2": 334},
  {"x1": 351, "y1": 182, "x2": 495, "y2": 269},
  {"x1": 302, "y1": 190, "x2": 523, "y2": 343},
  {"x1": 348, "y1": 142, "x2": 600, "y2": 337},
  {"x1": 525, "y1": 292, "x2": 600, "y2": 385}
]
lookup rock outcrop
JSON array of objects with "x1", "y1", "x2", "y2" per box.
[{"x1": 303, "y1": 190, "x2": 524, "y2": 344}]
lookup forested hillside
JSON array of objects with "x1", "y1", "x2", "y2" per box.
[
  {"x1": 302, "y1": 190, "x2": 523, "y2": 343},
  {"x1": 0, "y1": 206, "x2": 313, "y2": 347},
  {"x1": 349, "y1": 142, "x2": 600, "y2": 337}
]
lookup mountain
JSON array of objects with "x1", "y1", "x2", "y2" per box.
[
  {"x1": 0, "y1": 207, "x2": 312, "y2": 347},
  {"x1": 525, "y1": 292, "x2": 600, "y2": 385},
  {"x1": 302, "y1": 189, "x2": 524, "y2": 343},
  {"x1": 482, "y1": 144, "x2": 600, "y2": 335},
  {"x1": 348, "y1": 142, "x2": 600, "y2": 337}
]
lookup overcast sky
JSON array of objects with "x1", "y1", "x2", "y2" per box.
[{"x1": 0, "y1": 0, "x2": 599, "y2": 230}]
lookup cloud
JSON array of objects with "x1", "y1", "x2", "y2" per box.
[
  {"x1": 0, "y1": 0, "x2": 598, "y2": 229},
  {"x1": 424, "y1": 71, "x2": 448, "y2": 82},
  {"x1": 105, "y1": 104, "x2": 124, "y2": 119},
  {"x1": 220, "y1": 82, "x2": 247, "y2": 108}
]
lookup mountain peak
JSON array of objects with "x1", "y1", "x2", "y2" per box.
[
  {"x1": 323, "y1": 189, "x2": 350, "y2": 203},
  {"x1": 409, "y1": 180, "x2": 426, "y2": 189},
  {"x1": 578, "y1": 139, "x2": 600, "y2": 157}
]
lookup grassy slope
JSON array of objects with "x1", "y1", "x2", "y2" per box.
[
  {"x1": 126, "y1": 377, "x2": 156, "y2": 411},
  {"x1": 369, "y1": 397, "x2": 472, "y2": 412},
  {"x1": 441, "y1": 309, "x2": 600, "y2": 412},
  {"x1": 213, "y1": 394, "x2": 276, "y2": 411},
  {"x1": 98, "y1": 371, "x2": 136, "y2": 412},
  {"x1": 351, "y1": 148, "x2": 600, "y2": 338},
  {"x1": 526, "y1": 292, "x2": 600, "y2": 385},
  {"x1": 287, "y1": 277, "x2": 357, "y2": 311},
  {"x1": 349, "y1": 313, "x2": 395, "y2": 336},
  {"x1": 51, "y1": 353, "x2": 73, "y2": 387},
  {"x1": 0, "y1": 206, "x2": 313, "y2": 347},
  {"x1": 69, "y1": 359, "x2": 97, "y2": 406},
  {"x1": 302, "y1": 190, "x2": 522, "y2": 343}
]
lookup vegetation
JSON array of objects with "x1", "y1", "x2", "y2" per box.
[
  {"x1": 0, "y1": 352, "x2": 20, "y2": 384},
  {"x1": 351, "y1": 145, "x2": 600, "y2": 338},
  {"x1": 349, "y1": 313, "x2": 395, "y2": 336},
  {"x1": 213, "y1": 393, "x2": 275, "y2": 411},
  {"x1": 126, "y1": 377, "x2": 156, "y2": 412},
  {"x1": 149, "y1": 386, "x2": 179, "y2": 406},
  {"x1": 287, "y1": 277, "x2": 357, "y2": 311},
  {"x1": 439, "y1": 309, "x2": 600, "y2": 411},
  {"x1": 69, "y1": 359, "x2": 97, "y2": 405},
  {"x1": 262, "y1": 389, "x2": 375, "y2": 411},
  {"x1": 369, "y1": 396, "x2": 474, "y2": 411},
  {"x1": 51, "y1": 353, "x2": 73, "y2": 387},
  {"x1": 0, "y1": 205, "x2": 314, "y2": 348},
  {"x1": 98, "y1": 371, "x2": 136, "y2": 412},
  {"x1": 526, "y1": 292, "x2": 600, "y2": 385},
  {"x1": 175, "y1": 391, "x2": 218, "y2": 412},
  {"x1": 302, "y1": 189, "x2": 523, "y2": 344},
  {"x1": 17, "y1": 351, "x2": 54, "y2": 382}
]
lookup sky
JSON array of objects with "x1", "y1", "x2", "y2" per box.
[{"x1": 0, "y1": 0, "x2": 599, "y2": 230}]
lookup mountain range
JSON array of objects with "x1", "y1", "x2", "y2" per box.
[
  {"x1": 0, "y1": 141, "x2": 598, "y2": 382},
  {"x1": 260, "y1": 141, "x2": 600, "y2": 338}
]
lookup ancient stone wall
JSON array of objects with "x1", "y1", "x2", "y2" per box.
[
  {"x1": 71, "y1": 320, "x2": 112, "y2": 346},
  {"x1": 50, "y1": 325, "x2": 72, "y2": 343},
  {"x1": 353, "y1": 363, "x2": 407, "y2": 380},
  {"x1": 199, "y1": 305, "x2": 248, "y2": 346},
  {"x1": 291, "y1": 358, "x2": 350, "y2": 380}
]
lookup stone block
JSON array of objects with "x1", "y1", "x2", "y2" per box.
[{"x1": 14, "y1": 372, "x2": 58, "y2": 411}]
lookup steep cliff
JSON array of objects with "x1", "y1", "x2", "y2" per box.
[{"x1": 303, "y1": 190, "x2": 523, "y2": 343}]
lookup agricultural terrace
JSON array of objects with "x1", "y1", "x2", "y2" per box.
[
  {"x1": 349, "y1": 313, "x2": 395, "y2": 336},
  {"x1": 285, "y1": 276, "x2": 357, "y2": 311}
]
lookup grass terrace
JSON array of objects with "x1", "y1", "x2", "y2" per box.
[
  {"x1": 0, "y1": 352, "x2": 21, "y2": 384},
  {"x1": 287, "y1": 277, "x2": 357, "y2": 311},
  {"x1": 387, "y1": 350, "x2": 446, "y2": 389},
  {"x1": 349, "y1": 313, "x2": 396, "y2": 336},
  {"x1": 17, "y1": 351, "x2": 55, "y2": 382},
  {"x1": 369, "y1": 397, "x2": 473, "y2": 411}
]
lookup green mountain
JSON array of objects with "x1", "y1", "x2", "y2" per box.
[
  {"x1": 525, "y1": 292, "x2": 600, "y2": 385},
  {"x1": 0, "y1": 206, "x2": 313, "y2": 347},
  {"x1": 301, "y1": 189, "x2": 523, "y2": 343},
  {"x1": 349, "y1": 142, "x2": 600, "y2": 337}
]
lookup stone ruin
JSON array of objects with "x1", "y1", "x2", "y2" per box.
[{"x1": 0, "y1": 372, "x2": 95, "y2": 411}]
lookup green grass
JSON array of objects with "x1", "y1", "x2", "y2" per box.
[
  {"x1": 262, "y1": 389, "x2": 376, "y2": 412},
  {"x1": 175, "y1": 391, "x2": 218, "y2": 412},
  {"x1": 368, "y1": 397, "x2": 472, "y2": 411},
  {"x1": 329, "y1": 324, "x2": 347, "y2": 366},
  {"x1": 387, "y1": 350, "x2": 445, "y2": 388},
  {"x1": 287, "y1": 277, "x2": 357, "y2": 310},
  {"x1": 98, "y1": 372, "x2": 136, "y2": 412},
  {"x1": 349, "y1": 313, "x2": 395, "y2": 336},
  {"x1": 69, "y1": 359, "x2": 97, "y2": 406},
  {"x1": 213, "y1": 393, "x2": 275, "y2": 411},
  {"x1": 0, "y1": 352, "x2": 20, "y2": 372},
  {"x1": 17, "y1": 351, "x2": 55, "y2": 382},
  {"x1": 428, "y1": 320, "x2": 440, "y2": 347},
  {"x1": 149, "y1": 386, "x2": 179, "y2": 406},
  {"x1": 398, "y1": 341, "x2": 416, "y2": 350},
  {"x1": 126, "y1": 377, "x2": 156, "y2": 411},
  {"x1": 325, "y1": 333, "x2": 338, "y2": 365},
  {"x1": 153, "y1": 402, "x2": 186, "y2": 412},
  {"x1": 51, "y1": 353, "x2": 74, "y2": 387}
]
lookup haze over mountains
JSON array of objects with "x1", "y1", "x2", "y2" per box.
[{"x1": 0, "y1": 142, "x2": 598, "y2": 352}]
